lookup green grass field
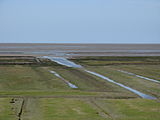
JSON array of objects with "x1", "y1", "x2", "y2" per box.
[
  {"x1": 0, "y1": 66, "x2": 69, "y2": 91},
  {"x1": 86, "y1": 65, "x2": 160, "y2": 98},
  {"x1": 1, "y1": 98, "x2": 159, "y2": 120},
  {"x1": 0, "y1": 56, "x2": 160, "y2": 120}
]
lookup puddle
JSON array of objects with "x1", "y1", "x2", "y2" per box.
[
  {"x1": 118, "y1": 70, "x2": 160, "y2": 83},
  {"x1": 50, "y1": 71, "x2": 78, "y2": 88},
  {"x1": 44, "y1": 56, "x2": 156, "y2": 99}
]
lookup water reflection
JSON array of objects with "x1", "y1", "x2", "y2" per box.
[
  {"x1": 85, "y1": 70, "x2": 156, "y2": 99},
  {"x1": 50, "y1": 71, "x2": 78, "y2": 88},
  {"x1": 44, "y1": 56, "x2": 156, "y2": 99},
  {"x1": 43, "y1": 56, "x2": 82, "y2": 68},
  {"x1": 118, "y1": 70, "x2": 160, "y2": 83}
]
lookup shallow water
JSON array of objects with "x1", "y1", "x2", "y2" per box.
[
  {"x1": 118, "y1": 70, "x2": 160, "y2": 83},
  {"x1": 43, "y1": 56, "x2": 82, "y2": 68},
  {"x1": 67, "y1": 83, "x2": 78, "y2": 89},
  {"x1": 45, "y1": 56, "x2": 156, "y2": 99},
  {"x1": 85, "y1": 70, "x2": 156, "y2": 99},
  {"x1": 50, "y1": 71, "x2": 62, "y2": 78},
  {"x1": 50, "y1": 70, "x2": 78, "y2": 88}
]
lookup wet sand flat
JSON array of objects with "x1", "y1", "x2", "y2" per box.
[{"x1": 0, "y1": 43, "x2": 160, "y2": 57}]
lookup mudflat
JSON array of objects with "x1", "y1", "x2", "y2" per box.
[{"x1": 0, "y1": 43, "x2": 160, "y2": 57}]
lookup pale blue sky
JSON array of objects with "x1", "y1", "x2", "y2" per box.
[{"x1": 0, "y1": 0, "x2": 160, "y2": 43}]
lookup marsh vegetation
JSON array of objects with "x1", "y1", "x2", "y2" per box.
[{"x1": 0, "y1": 56, "x2": 160, "y2": 120}]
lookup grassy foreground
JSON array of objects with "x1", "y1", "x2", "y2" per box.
[
  {"x1": 0, "y1": 56, "x2": 160, "y2": 120},
  {"x1": 0, "y1": 98, "x2": 159, "y2": 120}
]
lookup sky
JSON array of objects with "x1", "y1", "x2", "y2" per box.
[{"x1": 0, "y1": 0, "x2": 160, "y2": 43}]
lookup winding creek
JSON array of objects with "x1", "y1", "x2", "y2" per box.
[{"x1": 43, "y1": 56, "x2": 156, "y2": 99}]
